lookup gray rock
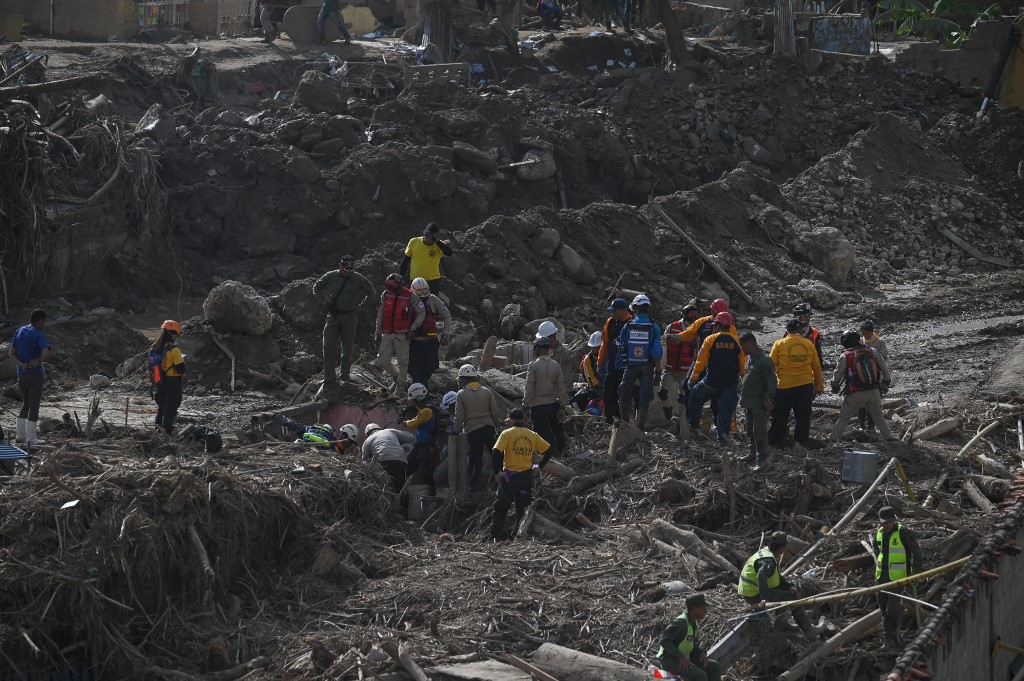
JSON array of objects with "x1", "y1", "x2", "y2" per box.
[
  {"x1": 275, "y1": 278, "x2": 324, "y2": 332},
  {"x1": 203, "y1": 280, "x2": 274, "y2": 335},
  {"x1": 797, "y1": 278, "x2": 843, "y2": 310},
  {"x1": 780, "y1": 219, "x2": 857, "y2": 285},
  {"x1": 532, "y1": 228, "x2": 561, "y2": 259},
  {"x1": 0, "y1": 358, "x2": 17, "y2": 381},
  {"x1": 518, "y1": 149, "x2": 557, "y2": 181},
  {"x1": 85, "y1": 94, "x2": 113, "y2": 116},
  {"x1": 557, "y1": 243, "x2": 597, "y2": 284},
  {"x1": 88, "y1": 374, "x2": 111, "y2": 390},
  {"x1": 137, "y1": 104, "x2": 175, "y2": 144},
  {"x1": 479, "y1": 368, "x2": 526, "y2": 400},
  {"x1": 216, "y1": 110, "x2": 245, "y2": 127},
  {"x1": 286, "y1": 154, "x2": 321, "y2": 184},
  {"x1": 499, "y1": 303, "x2": 526, "y2": 339},
  {"x1": 452, "y1": 141, "x2": 498, "y2": 174},
  {"x1": 293, "y1": 70, "x2": 347, "y2": 115},
  {"x1": 741, "y1": 137, "x2": 774, "y2": 165}
]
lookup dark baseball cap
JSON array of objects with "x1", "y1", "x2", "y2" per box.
[
  {"x1": 785, "y1": 319, "x2": 802, "y2": 332},
  {"x1": 607, "y1": 298, "x2": 628, "y2": 311},
  {"x1": 686, "y1": 593, "x2": 707, "y2": 608},
  {"x1": 508, "y1": 407, "x2": 526, "y2": 421},
  {"x1": 879, "y1": 506, "x2": 897, "y2": 521},
  {"x1": 739, "y1": 331, "x2": 757, "y2": 344},
  {"x1": 534, "y1": 337, "x2": 551, "y2": 348},
  {"x1": 769, "y1": 531, "x2": 788, "y2": 547}
]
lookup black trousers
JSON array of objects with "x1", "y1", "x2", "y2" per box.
[
  {"x1": 427, "y1": 278, "x2": 442, "y2": 296},
  {"x1": 409, "y1": 338, "x2": 440, "y2": 386},
  {"x1": 769, "y1": 384, "x2": 814, "y2": 446},
  {"x1": 155, "y1": 379, "x2": 183, "y2": 434},
  {"x1": 467, "y1": 425, "x2": 496, "y2": 487},
  {"x1": 379, "y1": 459, "x2": 409, "y2": 494},
  {"x1": 17, "y1": 372, "x2": 44, "y2": 421},
  {"x1": 603, "y1": 368, "x2": 624, "y2": 423},
  {"x1": 529, "y1": 403, "x2": 565, "y2": 455},
  {"x1": 491, "y1": 470, "x2": 533, "y2": 539}
]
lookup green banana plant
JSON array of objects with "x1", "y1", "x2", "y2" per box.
[{"x1": 874, "y1": 0, "x2": 999, "y2": 46}]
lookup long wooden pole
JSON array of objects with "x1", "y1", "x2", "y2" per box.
[
  {"x1": 649, "y1": 203, "x2": 755, "y2": 305},
  {"x1": 777, "y1": 611, "x2": 882, "y2": 681}
]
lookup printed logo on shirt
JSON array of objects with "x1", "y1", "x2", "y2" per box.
[{"x1": 429, "y1": 249, "x2": 437, "y2": 257}]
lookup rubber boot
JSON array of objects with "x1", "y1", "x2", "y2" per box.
[
  {"x1": 15, "y1": 418, "x2": 26, "y2": 443},
  {"x1": 662, "y1": 406, "x2": 673, "y2": 422},
  {"x1": 636, "y1": 409, "x2": 648, "y2": 432},
  {"x1": 26, "y1": 421, "x2": 45, "y2": 446},
  {"x1": 620, "y1": 403, "x2": 632, "y2": 424}
]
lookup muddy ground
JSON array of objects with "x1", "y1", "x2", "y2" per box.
[{"x1": 1, "y1": 14, "x2": 1024, "y2": 681}]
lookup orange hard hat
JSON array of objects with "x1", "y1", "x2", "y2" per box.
[{"x1": 161, "y1": 320, "x2": 182, "y2": 333}]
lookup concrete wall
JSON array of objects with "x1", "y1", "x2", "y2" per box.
[
  {"x1": 925, "y1": 521, "x2": 1024, "y2": 681},
  {"x1": 895, "y1": 19, "x2": 1014, "y2": 88},
  {"x1": 3, "y1": 0, "x2": 135, "y2": 40},
  {"x1": 808, "y1": 15, "x2": 870, "y2": 54}
]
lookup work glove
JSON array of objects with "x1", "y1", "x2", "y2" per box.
[
  {"x1": 686, "y1": 380, "x2": 697, "y2": 391},
  {"x1": 880, "y1": 382, "x2": 891, "y2": 395},
  {"x1": 440, "y1": 334, "x2": 449, "y2": 346}
]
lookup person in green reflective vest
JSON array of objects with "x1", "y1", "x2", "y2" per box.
[
  {"x1": 873, "y1": 506, "x2": 923, "y2": 650},
  {"x1": 656, "y1": 593, "x2": 720, "y2": 681},
  {"x1": 737, "y1": 531, "x2": 825, "y2": 640}
]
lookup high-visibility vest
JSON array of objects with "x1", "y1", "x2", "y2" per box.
[
  {"x1": 875, "y1": 525, "x2": 908, "y2": 580},
  {"x1": 665, "y1": 320, "x2": 697, "y2": 372},
  {"x1": 657, "y1": 613, "x2": 699, "y2": 659},
  {"x1": 738, "y1": 547, "x2": 781, "y2": 597},
  {"x1": 302, "y1": 425, "x2": 335, "y2": 450},
  {"x1": 382, "y1": 287, "x2": 414, "y2": 334}
]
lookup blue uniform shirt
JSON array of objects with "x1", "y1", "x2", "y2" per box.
[
  {"x1": 12, "y1": 325, "x2": 49, "y2": 375},
  {"x1": 615, "y1": 314, "x2": 663, "y2": 370}
]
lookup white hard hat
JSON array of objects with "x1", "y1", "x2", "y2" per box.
[
  {"x1": 339, "y1": 424, "x2": 359, "y2": 441},
  {"x1": 587, "y1": 330, "x2": 603, "y2": 347},
  {"x1": 535, "y1": 320, "x2": 558, "y2": 339},
  {"x1": 457, "y1": 364, "x2": 479, "y2": 378},
  {"x1": 631, "y1": 294, "x2": 651, "y2": 309},
  {"x1": 407, "y1": 383, "x2": 429, "y2": 401},
  {"x1": 364, "y1": 423, "x2": 382, "y2": 436},
  {"x1": 411, "y1": 277, "x2": 429, "y2": 292},
  {"x1": 441, "y1": 391, "x2": 458, "y2": 409}
]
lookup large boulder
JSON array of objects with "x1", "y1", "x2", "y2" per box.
[
  {"x1": 518, "y1": 149, "x2": 557, "y2": 181},
  {"x1": 203, "y1": 280, "x2": 273, "y2": 335},
  {"x1": 767, "y1": 210, "x2": 856, "y2": 285},
  {"x1": 274, "y1": 278, "x2": 324, "y2": 332},
  {"x1": 531, "y1": 228, "x2": 561, "y2": 259},
  {"x1": 796, "y1": 278, "x2": 843, "y2": 310},
  {"x1": 557, "y1": 243, "x2": 597, "y2": 284},
  {"x1": 286, "y1": 153, "x2": 321, "y2": 184},
  {"x1": 293, "y1": 71, "x2": 348, "y2": 115}
]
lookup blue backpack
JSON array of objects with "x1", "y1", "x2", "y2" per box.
[
  {"x1": 624, "y1": 322, "x2": 653, "y2": 365},
  {"x1": 146, "y1": 345, "x2": 173, "y2": 384}
]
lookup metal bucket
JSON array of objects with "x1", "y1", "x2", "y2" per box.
[
  {"x1": 841, "y1": 449, "x2": 878, "y2": 484},
  {"x1": 406, "y1": 484, "x2": 431, "y2": 520}
]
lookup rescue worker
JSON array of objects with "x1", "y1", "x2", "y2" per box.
[
  {"x1": 659, "y1": 303, "x2": 701, "y2": 424},
  {"x1": 374, "y1": 273, "x2": 425, "y2": 395},
  {"x1": 598, "y1": 298, "x2": 632, "y2": 424},
  {"x1": 872, "y1": 506, "x2": 923, "y2": 650},
  {"x1": 271, "y1": 413, "x2": 357, "y2": 454},
  {"x1": 616, "y1": 294, "x2": 663, "y2": 430},
  {"x1": 524, "y1": 337, "x2": 568, "y2": 457},
  {"x1": 828, "y1": 330, "x2": 894, "y2": 443},
  {"x1": 768, "y1": 319, "x2": 824, "y2": 448},
  {"x1": 738, "y1": 532, "x2": 825, "y2": 640},
  {"x1": 408, "y1": 277, "x2": 452, "y2": 388},
  {"x1": 401, "y1": 223, "x2": 452, "y2": 296},
  {"x1": 572, "y1": 331, "x2": 603, "y2": 411},
  {"x1": 258, "y1": 0, "x2": 279, "y2": 42},
  {"x1": 316, "y1": 0, "x2": 351, "y2": 43},
  {"x1": 677, "y1": 299, "x2": 735, "y2": 427},
  {"x1": 10, "y1": 309, "x2": 51, "y2": 445},
  {"x1": 454, "y1": 364, "x2": 502, "y2": 491},
  {"x1": 791, "y1": 303, "x2": 824, "y2": 367},
  {"x1": 535, "y1": 320, "x2": 577, "y2": 397},
  {"x1": 440, "y1": 391, "x2": 466, "y2": 494},
  {"x1": 656, "y1": 593, "x2": 721, "y2": 681},
  {"x1": 859, "y1": 320, "x2": 889, "y2": 432},
  {"x1": 362, "y1": 423, "x2": 415, "y2": 494},
  {"x1": 147, "y1": 320, "x2": 186, "y2": 435},
  {"x1": 313, "y1": 255, "x2": 374, "y2": 389},
  {"x1": 686, "y1": 312, "x2": 743, "y2": 445},
  {"x1": 739, "y1": 332, "x2": 775, "y2": 472},
  {"x1": 490, "y1": 407, "x2": 554, "y2": 540},
  {"x1": 403, "y1": 383, "x2": 438, "y2": 480},
  {"x1": 537, "y1": 0, "x2": 565, "y2": 27}
]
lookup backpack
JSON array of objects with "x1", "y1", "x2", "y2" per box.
[
  {"x1": 844, "y1": 348, "x2": 880, "y2": 392},
  {"x1": 146, "y1": 345, "x2": 174, "y2": 384},
  {"x1": 179, "y1": 425, "x2": 223, "y2": 452},
  {"x1": 624, "y1": 322, "x2": 653, "y2": 366}
]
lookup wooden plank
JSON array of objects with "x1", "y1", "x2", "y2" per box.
[{"x1": 939, "y1": 228, "x2": 1012, "y2": 267}]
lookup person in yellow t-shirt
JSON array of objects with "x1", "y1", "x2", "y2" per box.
[
  {"x1": 148, "y1": 320, "x2": 186, "y2": 434},
  {"x1": 490, "y1": 408, "x2": 552, "y2": 541},
  {"x1": 400, "y1": 223, "x2": 452, "y2": 295}
]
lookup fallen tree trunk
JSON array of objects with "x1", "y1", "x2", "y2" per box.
[
  {"x1": 649, "y1": 519, "x2": 739, "y2": 575},
  {"x1": 971, "y1": 474, "x2": 1009, "y2": 501},
  {"x1": 568, "y1": 458, "x2": 644, "y2": 493},
  {"x1": 777, "y1": 611, "x2": 882, "y2": 681},
  {"x1": 521, "y1": 506, "x2": 594, "y2": 544},
  {"x1": 962, "y1": 478, "x2": 997, "y2": 513},
  {"x1": 0, "y1": 73, "x2": 104, "y2": 98},
  {"x1": 381, "y1": 640, "x2": 430, "y2": 681},
  {"x1": 911, "y1": 417, "x2": 961, "y2": 441},
  {"x1": 534, "y1": 453, "x2": 575, "y2": 481},
  {"x1": 608, "y1": 422, "x2": 645, "y2": 460},
  {"x1": 531, "y1": 643, "x2": 648, "y2": 681},
  {"x1": 955, "y1": 420, "x2": 1003, "y2": 460}
]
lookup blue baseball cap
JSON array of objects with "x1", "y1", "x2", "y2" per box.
[{"x1": 607, "y1": 298, "x2": 628, "y2": 311}]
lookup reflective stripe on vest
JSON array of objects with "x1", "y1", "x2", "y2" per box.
[
  {"x1": 657, "y1": 613, "x2": 699, "y2": 659},
  {"x1": 875, "y1": 525, "x2": 908, "y2": 580},
  {"x1": 665, "y1": 320, "x2": 697, "y2": 372},
  {"x1": 738, "y1": 547, "x2": 781, "y2": 597},
  {"x1": 382, "y1": 288, "x2": 414, "y2": 334}
]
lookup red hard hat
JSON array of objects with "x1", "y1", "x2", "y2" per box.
[
  {"x1": 161, "y1": 320, "x2": 182, "y2": 333},
  {"x1": 714, "y1": 311, "x2": 734, "y2": 326},
  {"x1": 385, "y1": 273, "x2": 404, "y2": 290},
  {"x1": 710, "y1": 299, "x2": 729, "y2": 314}
]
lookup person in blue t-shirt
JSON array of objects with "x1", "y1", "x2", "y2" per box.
[
  {"x1": 615, "y1": 294, "x2": 663, "y2": 431},
  {"x1": 9, "y1": 309, "x2": 51, "y2": 445}
]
